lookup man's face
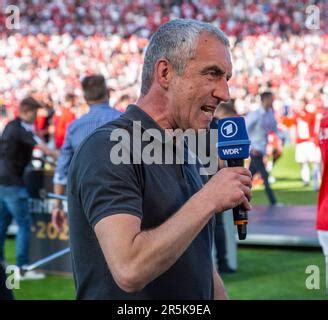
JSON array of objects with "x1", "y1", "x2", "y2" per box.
[
  {"x1": 22, "y1": 109, "x2": 37, "y2": 123},
  {"x1": 65, "y1": 100, "x2": 74, "y2": 109},
  {"x1": 168, "y1": 33, "x2": 232, "y2": 130},
  {"x1": 263, "y1": 95, "x2": 273, "y2": 110}
]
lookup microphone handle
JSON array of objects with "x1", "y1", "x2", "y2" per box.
[{"x1": 226, "y1": 159, "x2": 248, "y2": 240}]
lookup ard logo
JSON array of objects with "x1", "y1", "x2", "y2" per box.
[{"x1": 221, "y1": 120, "x2": 238, "y2": 138}]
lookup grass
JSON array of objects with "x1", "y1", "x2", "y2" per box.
[
  {"x1": 5, "y1": 239, "x2": 75, "y2": 300},
  {"x1": 251, "y1": 144, "x2": 318, "y2": 205},
  {"x1": 6, "y1": 240, "x2": 327, "y2": 300},
  {"x1": 4, "y1": 145, "x2": 327, "y2": 300},
  {"x1": 222, "y1": 247, "x2": 327, "y2": 300}
]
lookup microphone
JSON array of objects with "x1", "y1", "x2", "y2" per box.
[{"x1": 217, "y1": 116, "x2": 251, "y2": 240}]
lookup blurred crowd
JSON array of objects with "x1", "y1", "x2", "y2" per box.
[
  {"x1": 0, "y1": 33, "x2": 147, "y2": 119},
  {"x1": 1, "y1": 0, "x2": 327, "y2": 37},
  {"x1": 0, "y1": 0, "x2": 327, "y2": 148}
]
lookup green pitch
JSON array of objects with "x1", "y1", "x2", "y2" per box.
[{"x1": 252, "y1": 144, "x2": 318, "y2": 205}]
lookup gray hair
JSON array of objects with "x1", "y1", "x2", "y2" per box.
[{"x1": 140, "y1": 19, "x2": 230, "y2": 96}]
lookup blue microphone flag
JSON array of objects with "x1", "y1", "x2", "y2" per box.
[{"x1": 217, "y1": 116, "x2": 251, "y2": 160}]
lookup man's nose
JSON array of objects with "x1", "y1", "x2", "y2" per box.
[{"x1": 213, "y1": 79, "x2": 230, "y2": 103}]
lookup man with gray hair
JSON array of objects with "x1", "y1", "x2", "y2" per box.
[{"x1": 67, "y1": 19, "x2": 252, "y2": 299}]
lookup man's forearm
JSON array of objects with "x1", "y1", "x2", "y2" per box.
[
  {"x1": 36, "y1": 142, "x2": 58, "y2": 159},
  {"x1": 53, "y1": 183, "x2": 66, "y2": 208},
  {"x1": 125, "y1": 189, "x2": 217, "y2": 289}
]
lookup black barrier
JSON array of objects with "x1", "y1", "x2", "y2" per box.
[{"x1": 24, "y1": 169, "x2": 72, "y2": 275}]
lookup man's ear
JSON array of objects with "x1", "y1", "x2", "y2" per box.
[{"x1": 155, "y1": 59, "x2": 173, "y2": 90}]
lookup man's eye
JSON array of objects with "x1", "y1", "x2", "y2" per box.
[{"x1": 209, "y1": 71, "x2": 219, "y2": 77}]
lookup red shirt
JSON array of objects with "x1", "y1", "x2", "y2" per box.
[
  {"x1": 35, "y1": 114, "x2": 47, "y2": 131},
  {"x1": 283, "y1": 111, "x2": 317, "y2": 144},
  {"x1": 317, "y1": 110, "x2": 328, "y2": 231},
  {"x1": 296, "y1": 111, "x2": 317, "y2": 144},
  {"x1": 53, "y1": 108, "x2": 75, "y2": 149}
]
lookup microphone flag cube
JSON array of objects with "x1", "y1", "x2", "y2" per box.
[{"x1": 217, "y1": 117, "x2": 251, "y2": 160}]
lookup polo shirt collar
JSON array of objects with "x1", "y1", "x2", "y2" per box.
[
  {"x1": 89, "y1": 102, "x2": 111, "y2": 111},
  {"x1": 122, "y1": 105, "x2": 193, "y2": 163},
  {"x1": 19, "y1": 118, "x2": 35, "y2": 133},
  {"x1": 122, "y1": 104, "x2": 166, "y2": 139}
]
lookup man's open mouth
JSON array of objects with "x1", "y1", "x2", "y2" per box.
[{"x1": 200, "y1": 105, "x2": 216, "y2": 118}]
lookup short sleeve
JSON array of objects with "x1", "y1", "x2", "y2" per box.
[
  {"x1": 74, "y1": 129, "x2": 143, "y2": 228},
  {"x1": 53, "y1": 128, "x2": 75, "y2": 185}
]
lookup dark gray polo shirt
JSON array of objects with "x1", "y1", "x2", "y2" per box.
[{"x1": 67, "y1": 104, "x2": 215, "y2": 300}]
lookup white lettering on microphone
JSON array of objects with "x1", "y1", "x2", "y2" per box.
[{"x1": 222, "y1": 148, "x2": 241, "y2": 156}]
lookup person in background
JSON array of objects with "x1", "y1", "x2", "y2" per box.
[
  {"x1": 316, "y1": 104, "x2": 328, "y2": 291},
  {"x1": 0, "y1": 97, "x2": 57, "y2": 280},
  {"x1": 0, "y1": 99, "x2": 9, "y2": 134},
  {"x1": 0, "y1": 263, "x2": 14, "y2": 300},
  {"x1": 266, "y1": 131, "x2": 283, "y2": 184},
  {"x1": 293, "y1": 100, "x2": 321, "y2": 191},
  {"x1": 51, "y1": 75, "x2": 121, "y2": 231},
  {"x1": 34, "y1": 94, "x2": 55, "y2": 144},
  {"x1": 53, "y1": 93, "x2": 76, "y2": 150},
  {"x1": 245, "y1": 91, "x2": 278, "y2": 206}
]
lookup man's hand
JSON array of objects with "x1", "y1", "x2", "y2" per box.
[
  {"x1": 250, "y1": 149, "x2": 262, "y2": 157},
  {"x1": 52, "y1": 184, "x2": 67, "y2": 232},
  {"x1": 51, "y1": 207, "x2": 67, "y2": 232},
  {"x1": 36, "y1": 142, "x2": 59, "y2": 160},
  {"x1": 201, "y1": 166, "x2": 252, "y2": 214}
]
